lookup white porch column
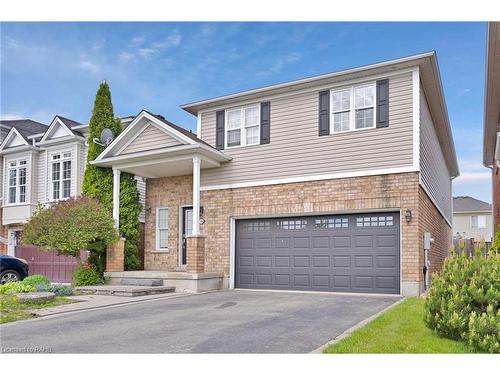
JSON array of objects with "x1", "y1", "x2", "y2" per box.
[
  {"x1": 192, "y1": 156, "x2": 201, "y2": 235},
  {"x1": 112, "y1": 169, "x2": 121, "y2": 229}
]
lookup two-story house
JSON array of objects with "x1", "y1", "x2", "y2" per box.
[
  {"x1": 0, "y1": 115, "x2": 145, "y2": 282},
  {"x1": 453, "y1": 196, "x2": 493, "y2": 242},
  {"x1": 95, "y1": 51, "x2": 458, "y2": 296}
]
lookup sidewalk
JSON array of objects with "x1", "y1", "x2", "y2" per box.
[{"x1": 29, "y1": 292, "x2": 189, "y2": 317}]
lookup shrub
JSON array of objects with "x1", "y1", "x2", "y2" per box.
[
  {"x1": 72, "y1": 263, "x2": 103, "y2": 286},
  {"x1": 0, "y1": 282, "x2": 36, "y2": 294},
  {"x1": 424, "y1": 246, "x2": 500, "y2": 353},
  {"x1": 36, "y1": 284, "x2": 74, "y2": 296},
  {"x1": 22, "y1": 196, "x2": 118, "y2": 261},
  {"x1": 21, "y1": 275, "x2": 50, "y2": 288}
]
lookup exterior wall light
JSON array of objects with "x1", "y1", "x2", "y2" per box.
[{"x1": 405, "y1": 209, "x2": 412, "y2": 223}]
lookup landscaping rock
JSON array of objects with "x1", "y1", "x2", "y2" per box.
[{"x1": 16, "y1": 292, "x2": 55, "y2": 303}]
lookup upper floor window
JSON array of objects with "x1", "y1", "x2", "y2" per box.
[
  {"x1": 50, "y1": 151, "x2": 72, "y2": 201},
  {"x1": 331, "y1": 83, "x2": 376, "y2": 133},
  {"x1": 471, "y1": 215, "x2": 486, "y2": 229},
  {"x1": 7, "y1": 160, "x2": 27, "y2": 204},
  {"x1": 225, "y1": 104, "x2": 260, "y2": 148}
]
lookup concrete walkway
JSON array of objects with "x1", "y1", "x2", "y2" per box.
[{"x1": 29, "y1": 292, "x2": 188, "y2": 317}]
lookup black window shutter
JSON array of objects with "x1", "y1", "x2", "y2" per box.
[
  {"x1": 376, "y1": 79, "x2": 389, "y2": 128},
  {"x1": 260, "y1": 101, "x2": 271, "y2": 144},
  {"x1": 215, "y1": 110, "x2": 225, "y2": 150},
  {"x1": 318, "y1": 90, "x2": 330, "y2": 136}
]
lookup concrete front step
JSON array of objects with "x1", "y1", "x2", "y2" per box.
[
  {"x1": 75, "y1": 285, "x2": 176, "y2": 297},
  {"x1": 120, "y1": 278, "x2": 163, "y2": 287}
]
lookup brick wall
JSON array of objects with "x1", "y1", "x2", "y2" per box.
[
  {"x1": 0, "y1": 211, "x2": 7, "y2": 255},
  {"x1": 144, "y1": 175, "x2": 193, "y2": 270},
  {"x1": 418, "y1": 187, "x2": 452, "y2": 281},
  {"x1": 144, "y1": 172, "x2": 425, "y2": 289}
]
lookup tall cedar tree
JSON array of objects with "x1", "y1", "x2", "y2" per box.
[{"x1": 82, "y1": 81, "x2": 141, "y2": 272}]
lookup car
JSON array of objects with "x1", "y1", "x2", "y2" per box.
[{"x1": 0, "y1": 255, "x2": 29, "y2": 284}]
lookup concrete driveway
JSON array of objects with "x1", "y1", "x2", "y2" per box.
[{"x1": 0, "y1": 290, "x2": 400, "y2": 353}]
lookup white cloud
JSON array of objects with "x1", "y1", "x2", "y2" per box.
[
  {"x1": 257, "y1": 52, "x2": 302, "y2": 77},
  {"x1": 79, "y1": 58, "x2": 100, "y2": 73},
  {"x1": 454, "y1": 171, "x2": 491, "y2": 182},
  {"x1": 130, "y1": 36, "x2": 145, "y2": 45},
  {"x1": 152, "y1": 30, "x2": 182, "y2": 49},
  {"x1": 458, "y1": 88, "x2": 471, "y2": 96},
  {"x1": 138, "y1": 48, "x2": 157, "y2": 59},
  {"x1": 119, "y1": 52, "x2": 134, "y2": 62}
]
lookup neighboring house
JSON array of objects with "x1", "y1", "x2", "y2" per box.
[
  {"x1": 94, "y1": 51, "x2": 459, "y2": 296},
  {"x1": 483, "y1": 22, "x2": 500, "y2": 232},
  {"x1": 0, "y1": 115, "x2": 145, "y2": 282},
  {"x1": 0, "y1": 119, "x2": 49, "y2": 255},
  {"x1": 453, "y1": 196, "x2": 493, "y2": 242}
]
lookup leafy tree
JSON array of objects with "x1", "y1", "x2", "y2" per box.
[
  {"x1": 21, "y1": 197, "x2": 118, "y2": 262},
  {"x1": 82, "y1": 81, "x2": 141, "y2": 273}
]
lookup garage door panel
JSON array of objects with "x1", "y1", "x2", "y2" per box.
[
  {"x1": 235, "y1": 213, "x2": 400, "y2": 294},
  {"x1": 333, "y1": 236, "x2": 351, "y2": 248},
  {"x1": 312, "y1": 236, "x2": 330, "y2": 248}
]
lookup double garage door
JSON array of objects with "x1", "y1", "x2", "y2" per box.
[{"x1": 235, "y1": 212, "x2": 400, "y2": 294}]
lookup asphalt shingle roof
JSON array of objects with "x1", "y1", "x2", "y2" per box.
[
  {"x1": 0, "y1": 119, "x2": 48, "y2": 139},
  {"x1": 453, "y1": 196, "x2": 492, "y2": 213}
]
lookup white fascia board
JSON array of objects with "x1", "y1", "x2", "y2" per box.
[{"x1": 36, "y1": 135, "x2": 85, "y2": 147}]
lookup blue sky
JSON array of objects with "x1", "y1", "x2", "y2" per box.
[{"x1": 0, "y1": 22, "x2": 490, "y2": 202}]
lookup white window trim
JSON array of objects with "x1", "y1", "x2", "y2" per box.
[
  {"x1": 225, "y1": 104, "x2": 260, "y2": 149},
  {"x1": 330, "y1": 82, "x2": 377, "y2": 134},
  {"x1": 48, "y1": 150, "x2": 73, "y2": 202},
  {"x1": 155, "y1": 207, "x2": 169, "y2": 251},
  {"x1": 6, "y1": 159, "x2": 28, "y2": 206}
]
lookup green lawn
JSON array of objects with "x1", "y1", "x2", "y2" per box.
[
  {"x1": 0, "y1": 294, "x2": 73, "y2": 324},
  {"x1": 324, "y1": 297, "x2": 478, "y2": 353}
]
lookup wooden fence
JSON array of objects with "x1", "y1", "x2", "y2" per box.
[{"x1": 452, "y1": 238, "x2": 491, "y2": 256}]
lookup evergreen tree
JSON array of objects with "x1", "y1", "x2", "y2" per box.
[{"x1": 82, "y1": 81, "x2": 141, "y2": 273}]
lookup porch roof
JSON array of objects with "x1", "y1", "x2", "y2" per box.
[
  {"x1": 90, "y1": 110, "x2": 231, "y2": 178},
  {"x1": 91, "y1": 142, "x2": 231, "y2": 178}
]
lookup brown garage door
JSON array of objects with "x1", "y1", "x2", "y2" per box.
[
  {"x1": 15, "y1": 245, "x2": 88, "y2": 283},
  {"x1": 235, "y1": 212, "x2": 400, "y2": 294}
]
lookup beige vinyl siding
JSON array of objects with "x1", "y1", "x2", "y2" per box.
[
  {"x1": 76, "y1": 143, "x2": 87, "y2": 196},
  {"x1": 420, "y1": 86, "x2": 452, "y2": 223},
  {"x1": 200, "y1": 72, "x2": 414, "y2": 188},
  {"x1": 121, "y1": 123, "x2": 183, "y2": 155},
  {"x1": 37, "y1": 150, "x2": 47, "y2": 203},
  {"x1": 135, "y1": 176, "x2": 146, "y2": 223}
]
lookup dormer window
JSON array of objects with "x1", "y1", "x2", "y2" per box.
[
  {"x1": 7, "y1": 159, "x2": 27, "y2": 204},
  {"x1": 50, "y1": 151, "x2": 72, "y2": 201}
]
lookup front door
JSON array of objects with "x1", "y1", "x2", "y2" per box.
[{"x1": 181, "y1": 207, "x2": 193, "y2": 266}]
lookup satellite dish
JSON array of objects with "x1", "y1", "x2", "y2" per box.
[
  {"x1": 92, "y1": 128, "x2": 115, "y2": 147},
  {"x1": 101, "y1": 128, "x2": 115, "y2": 147}
]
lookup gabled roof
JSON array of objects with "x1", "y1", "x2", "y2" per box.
[
  {"x1": 483, "y1": 22, "x2": 500, "y2": 166},
  {"x1": 0, "y1": 119, "x2": 48, "y2": 139},
  {"x1": 0, "y1": 127, "x2": 31, "y2": 151},
  {"x1": 95, "y1": 110, "x2": 215, "y2": 162},
  {"x1": 181, "y1": 51, "x2": 459, "y2": 178},
  {"x1": 453, "y1": 196, "x2": 492, "y2": 213},
  {"x1": 39, "y1": 115, "x2": 84, "y2": 143}
]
